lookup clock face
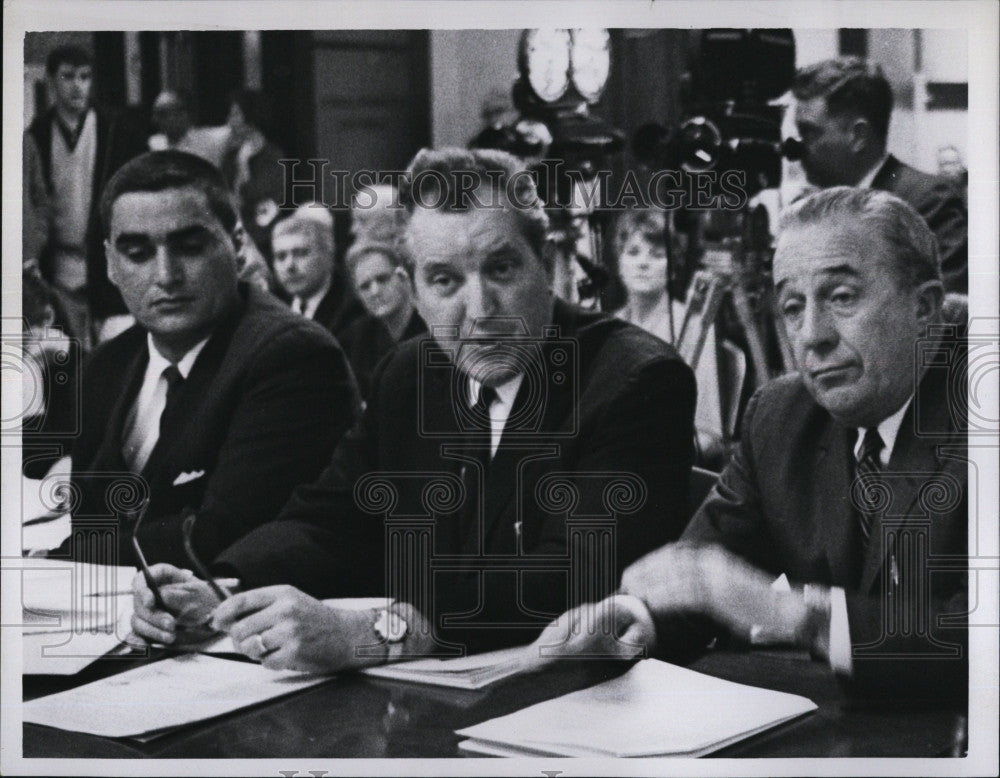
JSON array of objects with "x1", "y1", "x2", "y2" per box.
[
  {"x1": 570, "y1": 29, "x2": 611, "y2": 102},
  {"x1": 524, "y1": 28, "x2": 572, "y2": 103}
]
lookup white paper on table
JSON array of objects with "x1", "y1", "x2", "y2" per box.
[
  {"x1": 18, "y1": 560, "x2": 137, "y2": 612},
  {"x1": 20, "y1": 457, "x2": 72, "y2": 523},
  {"x1": 22, "y1": 654, "x2": 331, "y2": 737},
  {"x1": 362, "y1": 644, "x2": 541, "y2": 689},
  {"x1": 456, "y1": 659, "x2": 817, "y2": 757},
  {"x1": 21, "y1": 514, "x2": 72, "y2": 554}
]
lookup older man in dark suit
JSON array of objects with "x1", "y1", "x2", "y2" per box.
[
  {"x1": 57, "y1": 151, "x2": 359, "y2": 570},
  {"x1": 130, "y1": 147, "x2": 697, "y2": 671},
  {"x1": 270, "y1": 210, "x2": 366, "y2": 341},
  {"x1": 792, "y1": 56, "x2": 968, "y2": 294},
  {"x1": 562, "y1": 188, "x2": 967, "y2": 702}
]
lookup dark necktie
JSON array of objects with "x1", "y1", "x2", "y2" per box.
[
  {"x1": 855, "y1": 427, "x2": 885, "y2": 548},
  {"x1": 159, "y1": 365, "x2": 185, "y2": 440},
  {"x1": 455, "y1": 385, "x2": 497, "y2": 549}
]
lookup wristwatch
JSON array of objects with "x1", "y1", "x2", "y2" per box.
[{"x1": 373, "y1": 609, "x2": 409, "y2": 662}]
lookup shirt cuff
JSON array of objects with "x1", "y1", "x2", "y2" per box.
[{"x1": 827, "y1": 586, "x2": 853, "y2": 676}]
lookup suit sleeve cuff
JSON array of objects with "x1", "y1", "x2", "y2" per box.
[{"x1": 828, "y1": 586, "x2": 853, "y2": 676}]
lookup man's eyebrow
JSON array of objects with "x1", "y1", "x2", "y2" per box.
[
  {"x1": 775, "y1": 264, "x2": 861, "y2": 294},
  {"x1": 113, "y1": 232, "x2": 151, "y2": 246},
  {"x1": 420, "y1": 260, "x2": 457, "y2": 274},
  {"x1": 166, "y1": 225, "x2": 213, "y2": 241},
  {"x1": 485, "y1": 244, "x2": 522, "y2": 261}
]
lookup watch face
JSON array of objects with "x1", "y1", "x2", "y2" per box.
[
  {"x1": 570, "y1": 29, "x2": 611, "y2": 102},
  {"x1": 374, "y1": 609, "x2": 408, "y2": 642},
  {"x1": 524, "y1": 28, "x2": 572, "y2": 103}
]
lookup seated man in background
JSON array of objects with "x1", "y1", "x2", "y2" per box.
[
  {"x1": 57, "y1": 151, "x2": 360, "y2": 569},
  {"x1": 338, "y1": 240, "x2": 427, "y2": 399},
  {"x1": 792, "y1": 56, "x2": 968, "y2": 294},
  {"x1": 131, "y1": 147, "x2": 697, "y2": 671},
  {"x1": 561, "y1": 187, "x2": 968, "y2": 701},
  {"x1": 270, "y1": 210, "x2": 366, "y2": 341},
  {"x1": 147, "y1": 90, "x2": 229, "y2": 169}
]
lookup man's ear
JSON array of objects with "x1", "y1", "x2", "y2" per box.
[
  {"x1": 104, "y1": 240, "x2": 120, "y2": 287},
  {"x1": 914, "y1": 279, "x2": 944, "y2": 325},
  {"x1": 230, "y1": 221, "x2": 248, "y2": 266},
  {"x1": 848, "y1": 117, "x2": 875, "y2": 154}
]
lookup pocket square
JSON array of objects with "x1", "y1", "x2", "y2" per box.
[{"x1": 173, "y1": 470, "x2": 205, "y2": 486}]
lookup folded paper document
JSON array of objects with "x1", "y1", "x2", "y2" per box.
[
  {"x1": 456, "y1": 659, "x2": 817, "y2": 757},
  {"x1": 22, "y1": 654, "x2": 331, "y2": 738},
  {"x1": 362, "y1": 644, "x2": 542, "y2": 690}
]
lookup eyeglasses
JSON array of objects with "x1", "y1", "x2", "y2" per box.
[
  {"x1": 130, "y1": 504, "x2": 232, "y2": 631},
  {"x1": 181, "y1": 512, "x2": 234, "y2": 602}
]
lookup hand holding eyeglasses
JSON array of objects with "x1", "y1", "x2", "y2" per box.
[{"x1": 129, "y1": 563, "x2": 239, "y2": 648}]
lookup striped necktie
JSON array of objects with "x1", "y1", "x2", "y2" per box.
[{"x1": 855, "y1": 427, "x2": 885, "y2": 548}]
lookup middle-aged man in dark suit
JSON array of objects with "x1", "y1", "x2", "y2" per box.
[
  {"x1": 25, "y1": 44, "x2": 147, "y2": 348},
  {"x1": 130, "y1": 147, "x2": 697, "y2": 672},
  {"x1": 270, "y1": 210, "x2": 367, "y2": 341},
  {"x1": 792, "y1": 56, "x2": 968, "y2": 294},
  {"x1": 56, "y1": 151, "x2": 360, "y2": 570},
  {"x1": 554, "y1": 187, "x2": 968, "y2": 702}
]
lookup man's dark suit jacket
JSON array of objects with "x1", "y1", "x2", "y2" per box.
[
  {"x1": 312, "y1": 275, "x2": 367, "y2": 340},
  {"x1": 61, "y1": 284, "x2": 361, "y2": 569},
  {"x1": 217, "y1": 298, "x2": 697, "y2": 653},
  {"x1": 872, "y1": 155, "x2": 968, "y2": 294},
  {"x1": 679, "y1": 359, "x2": 968, "y2": 700},
  {"x1": 26, "y1": 107, "x2": 146, "y2": 318},
  {"x1": 339, "y1": 310, "x2": 427, "y2": 399}
]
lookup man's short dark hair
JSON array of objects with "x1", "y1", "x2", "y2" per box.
[
  {"x1": 46, "y1": 45, "x2": 93, "y2": 76},
  {"x1": 792, "y1": 56, "x2": 893, "y2": 144},
  {"x1": 100, "y1": 151, "x2": 238, "y2": 238},
  {"x1": 778, "y1": 186, "x2": 942, "y2": 291},
  {"x1": 397, "y1": 146, "x2": 551, "y2": 273}
]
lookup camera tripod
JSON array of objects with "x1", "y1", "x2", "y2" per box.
[{"x1": 672, "y1": 205, "x2": 793, "y2": 447}]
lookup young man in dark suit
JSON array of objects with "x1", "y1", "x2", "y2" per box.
[
  {"x1": 566, "y1": 188, "x2": 967, "y2": 702},
  {"x1": 792, "y1": 56, "x2": 968, "y2": 294},
  {"x1": 58, "y1": 151, "x2": 360, "y2": 570},
  {"x1": 130, "y1": 147, "x2": 697, "y2": 671}
]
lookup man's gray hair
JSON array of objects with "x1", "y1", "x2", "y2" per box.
[
  {"x1": 778, "y1": 186, "x2": 942, "y2": 290},
  {"x1": 396, "y1": 146, "x2": 551, "y2": 275},
  {"x1": 271, "y1": 212, "x2": 335, "y2": 262}
]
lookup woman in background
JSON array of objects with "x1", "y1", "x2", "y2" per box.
[
  {"x1": 613, "y1": 208, "x2": 730, "y2": 465},
  {"x1": 339, "y1": 241, "x2": 427, "y2": 400}
]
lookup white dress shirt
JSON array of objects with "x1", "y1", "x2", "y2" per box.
[
  {"x1": 292, "y1": 276, "x2": 331, "y2": 320},
  {"x1": 467, "y1": 373, "x2": 524, "y2": 458},
  {"x1": 121, "y1": 335, "x2": 209, "y2": 473}
]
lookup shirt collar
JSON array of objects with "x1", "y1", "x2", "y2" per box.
[
  {"x1": 146, "y1": 333, "x2": 210, "y2": 379},
  {"x1": 854, "y1": 395, "x2": 912, "y2": 467},
  {"x1": 298, "y1": 275, "x2": 332, "y2": 319},
  {"x1": 467, "y1": 372, "x2": 523, "y2": 410},
  {"x1": 857, "y1": 152, "x2": 890, "y2": 189}
]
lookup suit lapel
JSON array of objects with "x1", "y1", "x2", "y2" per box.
[
  {"x1": 869, "y1": 154, "x2": 900, "y2": 193},
  {"x1": 857, "y1": 378, "x2": 957, "y2": 593},
  {"x1": 91, "y1": 345, "x2": 147, "y2": 472},
  {"x1": 816, "y1": 418, "x2": 861, "y2": 588},
  {"x1": 140, "y1": 296, "x2": 244, "y2": 484}
]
